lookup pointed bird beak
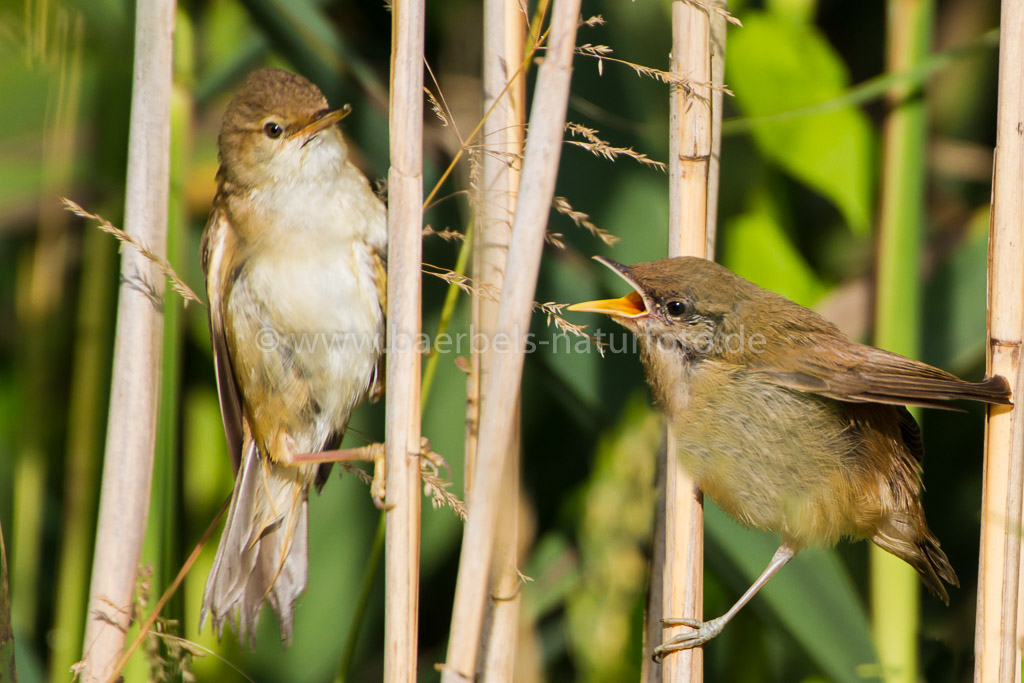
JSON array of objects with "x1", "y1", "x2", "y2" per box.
[
  {"x1": 292, "y1": 104, "x2": 352, "y2": 141},
  {"x1": 567, "y1": 256, "x2": 651, "y2": 319}
]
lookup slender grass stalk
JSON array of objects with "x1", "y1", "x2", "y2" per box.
[
  {"x1": 871, "y1": 2, "x2": 932, "y2": 681},
  {"x1": 384, "y1": 1, "x2": 425, "y2": 680},
  {"x1": 104, "y1": 500, "x2": 229, "y2": 683},
  {"x1": 975, "y1": 1, "x2": 1024, "y2": 679},
  {"x1": 440, "y1": 0, "x2": 580, "y2": 678},
  {"x1": 336, "y1": 512, "x2": 386, "y2": 683},
  {"x1": 79, "y1": 0, "x2": 174, "y2": 679},
  {"x1": 421, "y1": 220, "x2": 474, "y2": 404},
  {"x1": 654, "y1": 3, "x2": 714, "y2": 682},
  {"x1": 477, "y1": 1, "x2": 527, "y2": 678},
  {"x1": 706, "y1": 2, "x2": 727, "y2": 256}
]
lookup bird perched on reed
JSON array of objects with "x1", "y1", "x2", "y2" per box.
[
  {"x1": 200, "y1": 67, "x2": 387, "y2": 646},
  {"x1": 569, "y1": 256, "x2": 1011, "y2": 657}
]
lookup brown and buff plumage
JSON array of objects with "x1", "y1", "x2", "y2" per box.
[
  {"x1": 200, "y1": 68, "x2": 386, "y2": 646},
  {"x1": 570, "y1": 255, "x2": 1010, "y2": 653}
]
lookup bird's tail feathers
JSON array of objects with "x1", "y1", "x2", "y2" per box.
[
  {"x1": 872, "y1": 519, "x2": 958, "y2": 605},
  {"x1": 200, "y1": 441, "x2": 309, "y2": 647}
]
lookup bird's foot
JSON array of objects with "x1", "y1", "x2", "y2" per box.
[
  {"x1": 289, "y1": 437, "x2": 445, "y2": 510},
  {"x1": 364, "y1": 443, "x2": 388, "y2": 509},
  {"x1": 286, "y1": 442, "x2": 388, "y2": 508},
  {"x1": 418, "y1": 437, "x2": 449, "y2": 478},
  {"x1": 652, "y1": 616, "x2": 726, "y2": 660}
]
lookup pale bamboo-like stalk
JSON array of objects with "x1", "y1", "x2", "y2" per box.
[
  {"x1": 440, "y1": 0, "x2": 580, "y2": 678},
  {"x1": 78, "y1": 0, "x2": 174, "y2": 680},
  {"x1": 476, "y1": 0, "x2": 527, "y2": 680},
  {"x1": 705, "y1": 2, "x2": 726, "y2": 254},
  {"x1": 384, "y1": 0, "x2": 425, "y2": 681},
  {"x1": 652, "y1": 3, "x2": 713, "y2": 682},
  {"x1": 974, "y1": 0, "x2": 1024, "y2": 679}
]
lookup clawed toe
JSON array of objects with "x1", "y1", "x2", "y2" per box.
[
  {"x1": 419, "y1": 437, "x2": 449, "y2": 478},
  {"x1": 651, "y1": 617, "x2": 724, "y2": 660}
]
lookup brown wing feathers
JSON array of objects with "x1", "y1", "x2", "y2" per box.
[{"x1": 754, "y1": 340, "x2": 1011, "y2": 409}]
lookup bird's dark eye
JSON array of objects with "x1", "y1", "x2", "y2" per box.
[
  {"x1": 665, "y1": 300, "x2": 688, "y2": 318},
  {"x1": 263, "y1": 122, "x2": 283, "y2": 138}
]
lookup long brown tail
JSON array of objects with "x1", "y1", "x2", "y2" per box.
[
  {"x1": 872, "y1": 522, "x2": 958, "y2": 605},
  {"x1": 200, "y1": 441, "x2": 309, "y2": 647}
]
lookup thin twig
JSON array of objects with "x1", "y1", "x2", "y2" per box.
[
  {"x1": 565, "y1": 123, "x2": 667, "y2": 171},
  {"x1": 61, "y1": 198, "x2": 203, "y2": 307},
  {"x1": 102, "y1": 500, "x2": 229, "y2": 683},
  {"x1": 552, "y1": 195, "x2": 620, "y2": 245},
  {"x1": 565, "y1": 46, "x2": 734, "y2": 94}
]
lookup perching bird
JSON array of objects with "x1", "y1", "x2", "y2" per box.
[
  {"x1": 569, "y1": 256, "x2": 1011, "y2": 656},
  {"x1": 200, "y1": 67, "x2": 387, "y2": 646}
]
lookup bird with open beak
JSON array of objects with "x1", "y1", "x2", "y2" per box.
[
  {"x1": 569, "y1": 255, "x2": 1011, "y2": 657},
  {"x1": 200, "y1": 68, "x2": 387, "y2": 646}
]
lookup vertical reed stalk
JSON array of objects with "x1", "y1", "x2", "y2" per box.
[
  {"x1": 872, "y1": 2, "x2": 932, "y2": 681},
  {"x1": 975, "y1": 0, "x2": 1024, "y2": 679},
  {"x1": 477, "y1": 1, "x2": 527, "y2": 679},
  {"x1": 121, "y1": 16, "x2": 194, "y2": 679},
  {"x1": 384, "y1": 0, "x2": 425, "y2": 680},
  {"x1": 705, "y1": 2, "x2": 727, "y2": 255},
  {"x1": 652, "y1": 3, "x2": 714, "y2": 682},
  {"x1": 79, "y1": 0, "x2": 174, "y2": 679},
  {"x1": 441, "y1": 0, "x2": 580, "y2": 678},
  {"x1": 0, "y1": 523, "x2": 15, "y2": 682}
]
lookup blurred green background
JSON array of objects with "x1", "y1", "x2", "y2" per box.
[{"x1": 0, "y1": 0, "x2": 1003, "y2": 680}]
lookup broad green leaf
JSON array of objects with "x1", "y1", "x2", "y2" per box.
[
  {"x1": 721, "y1": 210, "x2": 826, "y2": 307},
  {"x1": 767, "y1": 0, "x2": 817, "y2": 25},
  {"x1": 727, "y1": 12, "x2": 876, "y2": 235}
]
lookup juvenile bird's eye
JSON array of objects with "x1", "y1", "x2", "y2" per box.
[
  {"x1": 263, "y1": 122, "x2": 283, "y2": 139},
  {"x1": 666, "y1": 300, "x2": 688, "y2": 318}
]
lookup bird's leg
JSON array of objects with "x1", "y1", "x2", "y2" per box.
[
  {"x1": 287, "y1": 437, "x2": 441, "y2": 510},
  {"x1": 283, "y1": 442, "x2": 387, "y2": 507},
  {"x1": 653, "y1": 543, "x2": 797, "y2": 659}
]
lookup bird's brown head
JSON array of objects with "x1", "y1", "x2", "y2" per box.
[
  {"x1": 217, "y1": 67, "x2": 352, "y2": 189},
  {"x1": 568, "y1": 256, "x2": 781, "y2": 364}
]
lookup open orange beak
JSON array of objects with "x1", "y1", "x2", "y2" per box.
[
  {"x1": 292, "y1": 104, "x2": 352, "y2": 140},
  {"x1": 567, "y1": 257, "x2": 651, "y2": 319}
]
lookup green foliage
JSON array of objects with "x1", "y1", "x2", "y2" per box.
[
  {"x1": 727, "y1": 11, "x2": 876, "y2": 235},
  {"x1": 565, "y1": 396, "x2": 659, "y2": 682},
  {"x1": 0, "y1": 0, "x2": 1003, "y2": 681},
  {"x1": 720, "y1": 193, "x2": 826, "y2": 306}
]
